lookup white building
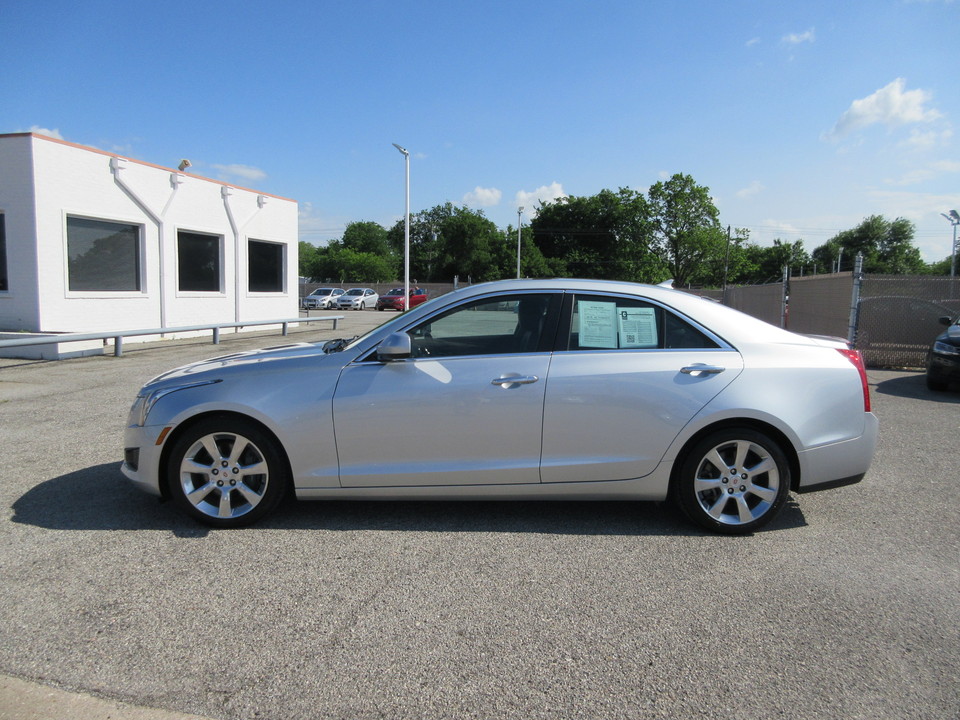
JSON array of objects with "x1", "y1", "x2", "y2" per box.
[{"x1": 0, "y1": 132, "x2": 298, "y2": 337}]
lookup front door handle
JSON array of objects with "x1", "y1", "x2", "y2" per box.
[
  {"x1": 680, "y1": 364, "x2": 726, "y2": 376},
  {"x1": 491, "y1": 374, "x2": 539, "y2": 388}
]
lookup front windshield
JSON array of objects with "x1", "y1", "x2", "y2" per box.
[
  {"x1": 385, "y1": 289, "x2": 403, "y2": 296},
  {"x1": 344, "y1": 288, "x2": 363, "y2": 296}
]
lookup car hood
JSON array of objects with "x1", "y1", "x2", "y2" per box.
[{"x1": 143, "y1": 341, "x2": 346, "y2": 388}]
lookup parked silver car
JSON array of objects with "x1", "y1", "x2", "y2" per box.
[
  {"x1": 301, "y1": 287, "x2": 344, "y2": 309},
  {"x1": 336, "y1": 287, "x2": 378, "y2": 310},
  {"x1": 122, "y1": 279, "x2": 878, "y2": 534}
]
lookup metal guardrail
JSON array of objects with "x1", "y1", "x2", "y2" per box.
[{"x1": 0, "y1": 315, "x2": 344, "y2": 358}]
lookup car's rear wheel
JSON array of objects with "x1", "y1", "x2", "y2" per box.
[
  {"x1": 166, "y1": 417, "x2": 288, "y2": 528},
  {"x1": 673, "y1": 428, "x2": 790, "y2": 535}
]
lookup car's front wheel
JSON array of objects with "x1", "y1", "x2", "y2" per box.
[
  {"x1": 673, "y1": 428, "x2": 791, "y2": 534},
  {"x1": 166, "y1": 416, "x2": 288, "y2": 528}
]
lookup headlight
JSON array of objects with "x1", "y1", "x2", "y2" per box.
[
  {"x1": 933, "y1": 340, "x2": 960, "y2": 356},
  {"x1": 133, "y1": 379, "x2": 221, "y2": 426}
]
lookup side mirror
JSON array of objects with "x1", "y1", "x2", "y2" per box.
[
  {"x1": 377, "y1": 332, "x2": 412, "y2": 361},
  {"x1": 939, "y1": 316, "x2": 952, "y2": 327}
]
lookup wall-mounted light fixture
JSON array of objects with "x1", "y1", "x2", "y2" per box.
[{"x1": 178, "y1": 159, "x2": 192, "y2": 172}]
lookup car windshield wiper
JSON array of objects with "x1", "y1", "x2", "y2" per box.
[{"x1": 322, "y1": 336, "x2": 357, "y2": 353}]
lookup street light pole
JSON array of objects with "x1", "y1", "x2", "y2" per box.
[
  {"x1": 393, "y1": 144, "x2": 410, "y2": 306},
  {"x1": 941, "y1": 210, "x2": 960, "y2": 278},
  {"x1": 516, "y1": 206, "x2": 524, "y2": 279}
]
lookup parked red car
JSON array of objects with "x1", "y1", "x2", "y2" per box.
[{"x1": 376, "y1": 287, "x2": 428, "y2": 311}]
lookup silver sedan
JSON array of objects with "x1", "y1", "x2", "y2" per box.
[
  {"x1": 122, "y1": 279, "x2": 878, "y2": 534},
  {"x1": 336, "y1": 287, "x2": 378, "y2": 310}
]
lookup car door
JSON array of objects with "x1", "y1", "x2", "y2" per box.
[
  {"x1": 540, "y1": 293, "x2": 743, "y2": 483},
  {"x1": 333, "y1": 292, "x2": 561, "y2": 487}
]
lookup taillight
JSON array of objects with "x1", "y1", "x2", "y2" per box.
[{"x1": 837, "y1": 348, "x2": 871, "y2": 412}]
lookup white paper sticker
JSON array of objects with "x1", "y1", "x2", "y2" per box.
[
  {"x1": 618, "y1": 307, "x2": 657, "y2": 348},
  {"x1": 578, "y1": 301, "x2": 618, "y2": 348}
]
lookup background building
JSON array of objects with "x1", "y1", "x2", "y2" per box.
[{"x1": 0, "y1": 133, "x2": 298, "y2": 335}]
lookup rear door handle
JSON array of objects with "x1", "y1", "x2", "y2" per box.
[
  {"x1": 680, "y1": 364, "x2": 726, "y2": 376},
  {"x1": 491, "y1": 374, "x2": 539, "y2": 388}
]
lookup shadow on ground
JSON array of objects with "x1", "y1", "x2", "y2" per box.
[
  {"x1": 873, "y1": 371, "x2": 960, "y2": 402},
  {"x1": 10, "y1": 463, "x2": 807, "y2": 537}
]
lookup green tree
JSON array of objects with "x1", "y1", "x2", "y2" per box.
[
  {"x1": 387, "y1": 203, "x2": 509, "y2": 282},
  {"x1": 298, "y1": 241, "x2": 321, "y2": 279},
  {"x1": 307, "y1": 242, "x2": 394, "y2": 283},
  {"x1": 342, "y1": 221, "x2": 392, "y2": 257},
  {"x1": 647, "y1": 174, "x2": 725, "y2": 287},
  {"x1": 925, "y1": 255, "x2": 954, "y2": 275},
  {"x1": 813, "y1": 215, "x2": 924, "y2": 274},
  {"x1": 505, "y1": 225, "x2": 553, "y2": 278},
  {"x1": 702, "y1": 227, "x2": 756, "y2": 287},
  {"x1": 530, "y1": 188, "x2": 663, "y2": 282}
]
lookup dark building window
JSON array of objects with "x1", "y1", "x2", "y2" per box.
[
  {"x1": 248, "y1": 239, "x2": 284, "y2": 293},
  {"x1": 178, "y1": 231, "x2": 222, "y2": 292},
  {"x1": 0, "y1": 214, "x2": 7, "y2": 292},
  {"x1": 67, "y1": 216, "x2": 141, "y2": 291}
]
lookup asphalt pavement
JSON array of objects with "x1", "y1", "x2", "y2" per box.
[{"x1": 0, "y1": 310, "x2": 957, "y2": 720}]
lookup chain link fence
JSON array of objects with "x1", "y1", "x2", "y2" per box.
[
  {"x1": 856, "y1": 275, "x2": 960, "y2": 368},
  {"x1": 698, "y1": 267, "x2": 960, "y2": 368}
]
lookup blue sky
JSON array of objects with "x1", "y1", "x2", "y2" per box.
[{"x1": 3, "y1": 0, "x2": 958, "y2": 262}]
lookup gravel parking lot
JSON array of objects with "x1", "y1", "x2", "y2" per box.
[{"x1": 0, "y1": 314, "x2": 957, "y2": 720}]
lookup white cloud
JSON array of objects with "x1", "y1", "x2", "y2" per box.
[
  {"x1": 211, "y1": 163, "x2": 267, "y2": 182},
  {"x1": 736, "y1": 181, "x2": 765, "y2": 199},
  {"x1": 824, "y1": 78, "x2": 943, "y2": 141},
  {"x1": 781, "y1": 28, "x2": 815, "y2": 45},
  {"x1": 745, "y1": 37, "x2": 760, "y2": 47},
  {"x1": 462, "y1": 186, "x2": 502, "y2": 208},
  {"x1": 902, "y1": 127, "x2": 953, "y2": 150},
  {"x1": 886, "y1": 160, "x2": 960, "y2": 186},
  {"x1": 27, "y1": 125, "x2": 63, "y2": 140},
  {"x1": 515, "y1": 182, "x2": 567, "y2": 214}
]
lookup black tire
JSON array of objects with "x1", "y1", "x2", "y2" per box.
[
  {"x1": 166, "y1": 416, "x2": 289, "y2": 528},
  {"x1": 673, "y1": 428, "x2": 791, "y2": 535},
  {"x1": 926, "y1": 373, "x2": 948, "y2": 392}
]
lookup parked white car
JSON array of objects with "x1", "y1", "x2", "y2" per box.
[
  {"x1": 122, "y1": 279, "x2": 878, "y2": 534},
  {"x1": 302, "y1": 287, "x2": 344, "y2": 309},
  {"x1": 336, "y1": 288, "x2": 378, "y2": 310}
]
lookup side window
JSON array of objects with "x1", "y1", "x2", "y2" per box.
[
  {"x1": 178, "y1": 230, "x2": 222, "y2": 292},
  {"x1": 0, "y1": 213, "x2": 6, "y2": 292},
  {"x1": 409, "y1": 294, "x2": 556, "y2": 358},
  {"x1": 248, "y1": 239, "x2": 284, "y2": 293},
  {"x1": 66, "y1": 216, "x2": 142, "y2": 292},
  {"x1": 567, "y1": 295, "x2": 718, "y2": 350}
]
